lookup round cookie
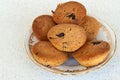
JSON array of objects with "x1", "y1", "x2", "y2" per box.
[
  {"x1": 53, "y1": 1, "x2": 86, "y2": 24},
  {"x1": 47, "y1": 24, "x2": 87, "y2": 52},
  {"x1": 31, "y1": 41, "x2": 69, "y2": 67},
  {"x1": 72, "y1": 41, "x2": 110, "y2": 67},
  {"x1": 32, "y1": 15, "x2": 56, "y2": 41},
  {"x1": 79, "y1": 16, "x2": 100, "y2": 41}
]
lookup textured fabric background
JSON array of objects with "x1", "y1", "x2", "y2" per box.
[{"x1": 0, "y1": 0, "x2": 120, "y2": 80}]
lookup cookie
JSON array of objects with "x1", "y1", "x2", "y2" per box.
[
  {"x1": 32, "y1": 15, "x2": 56, "y2": 41},
  {"x1": 53, "y1": 1, "x2": 86, "y2": 24},
  {"x1": 72, "y1": 41, "x2": 110, "y2": 67},
  {"x1": 47, "y1": 24, "x2": 87, "y2": 52},
  {"x1": 79, "y1": 16, "x2": 100, "y2": 41},
  {"x1": 31, "y1": 41, "x2": 69, "y2": 67}
]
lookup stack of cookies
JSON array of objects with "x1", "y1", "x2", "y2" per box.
[{"x1": 31, "y1": 1, "x2": 110, "y2": 67}]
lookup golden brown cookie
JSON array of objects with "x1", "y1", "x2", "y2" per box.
[
  {"x1": 79, "y1": 16, "x2": 100, "y2": 41},
  {"x1": 72, "y1": 41, "x2": 110, "y2": 67},
  {"x1": 47, "y1": 24, "x2": 87, "y2": 52},
  {"x1": 31, "y1": 41, "x2": 69, "y2": 67},
  {"x1": 32, "y1": 15, "x2": 56, "y2": 41},
  {"x1": 53, "y1": 1, "x2": 86, "y2": 24}
]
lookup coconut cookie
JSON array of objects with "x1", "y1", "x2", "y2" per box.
[
  {"x1": 47, "y1": 24, "x2": 87, "y2": 52},
  {"x1": 31, "y1": 41, "x2": 69, "y2": 67},
  {"x1": 53, "y1": 1, "x2": 86, "y2": 24},
  {"x1": 72, "y1": 41, "x2": 110, "y2": 67},
  {"x1": 32, "y1": 15, "x2": 56, "y2": 41},
  {"x1": 80, "y1": 16, "x2": 100, "y2": 41}
]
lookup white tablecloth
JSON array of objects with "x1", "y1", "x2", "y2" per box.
[{"x1": 0, "y1": 0, "x2": 120, "y2": 80}]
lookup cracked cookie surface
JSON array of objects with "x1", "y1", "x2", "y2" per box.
[
  {"x1": 32, "y1": 15, "x2": 56, "y2": 40},
  {"x1": 31, "y1": 41, "x2": 69, "y2": 67},
  {"x1": 47, "y1": 24, "x2": 87, "y2": 52},
  {"x1": 72, "y1": 41, "x2": 110, "y2": 67},
  {"x1": 79, "y1": 16, "x2": 100, "y2": 41},
  {"x1": 53, "y1": 1, "x2": 86, "y2": 24}
]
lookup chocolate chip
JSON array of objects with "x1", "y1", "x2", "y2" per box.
[
  {"x1": 49, "y1": 37, "x2": 58, "y2": 39},
  {"x1": 56, "y1": 32, "x2": 65, "y2": 37},
  {"x1": 46, "y1": 65, "x2": 51, "y2": 68},
  {"x1": 67, "y1": 13, "x2": 76, "y2": 20},
  {"x1": 49, "y1": 37, "x2": 52, "y2": 39},
  {"x1": 35, "y1": 52, "x2": 39, "y2": 55},
  {"x1": 92, "y1": 41, "x2": 101, "y2": 45},
  {"x1": 51, "y1": 10, "x2": 54, "y2": 14}
]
